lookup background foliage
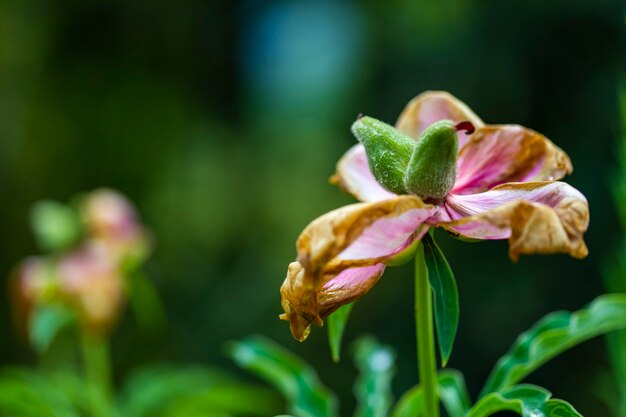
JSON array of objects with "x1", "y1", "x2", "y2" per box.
[{"x1": 0, "y1": 0, "x2": 624, "y2": 415}]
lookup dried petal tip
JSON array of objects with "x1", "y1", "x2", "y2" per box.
[
  {"x1": 455, "y1": 121, "x2": 475, "y2": 134},
  {"x1": 356, "y1": 112, "x2": 364, "y2": 120}
]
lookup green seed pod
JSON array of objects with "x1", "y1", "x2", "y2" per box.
[
  {"x1": 404, "y1": 120, "x2": 459, "y2": 202},
  {"x1": 351, "y1": 116, "x2": 415, "y2": 194}
]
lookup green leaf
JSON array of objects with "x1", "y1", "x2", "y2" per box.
[
  {"x1": 438, "y1": 370, "x2": 471, "y2": 417},
  {"x1": 481, "y1": 294, "x2": 626, "y2": 397},
  {"x1": 227, "y1": 336, "x2": 339, "y2": 417},
  {"x1": 422, "y1": 233, "x2": 459, "y2": 366},
  {"x1": 29, "y1": 305, "x2": 75, "y2": 354},
  {"x1": 119, "y1": 365, "x2": 281, "y2": 417},
  {"x1": 161, "y1": 383, "x2": 282, "y2": 417},
  {"x1": 467, "y1": 384, "x2": 582, "y2": 417},
  {"x1": 390, "y1": 383, "x2": 423, "y2": 417},
  {"x1": 352, "y1": 336, "x2": 395, "y2": 417},
  {"x1": 31, "y1": 201, "x2": 82, "y2": 252},
  {"x1": 327, "y1": 303, "x2": 354, "y2": 363},
  {"x1": 390, "y1": 370, "x2": 470, "y2": 417},
  {"x1": 0, "y1": 367, "x2": 84, "y2": 417}
]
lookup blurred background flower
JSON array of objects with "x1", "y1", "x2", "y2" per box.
[
  {"x1": 0, "y1": 0, "x2": 624, "y2": 415},
  {"x1": 10, "y1": 189, "x2": 152, "y2": 341}
]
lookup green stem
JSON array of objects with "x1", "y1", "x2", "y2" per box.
[
  {"x1": 415, "y1": 241, "x2": 439, "y2": 417},
  {"x1": 81, "y1": 331, "x2": 114, "y2": 417}
]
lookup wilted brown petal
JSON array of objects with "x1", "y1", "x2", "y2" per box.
[
  {"x1": 395, "y1": 90, "x2": 484, "y2": 147},
  {"x1": 437, "y1": 181, "x2": 589, "y2": 261},
  {"x1": 280, "y1": 261, "x2": 386, "y2": 341},
  {"x1": 453, "y1": 125, "x2": 573, "y2": 194},
  {"x1": 280, "y1": 196, "x2": 435, "y2": 340}
]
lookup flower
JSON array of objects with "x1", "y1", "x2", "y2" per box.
[
  {"x1": 82, "y1": 189, "x2": 152, "y2": 267},
  {"x1": 10, "y1": 189, "x2": 152, "y2": 338},
  {"x1": 280, "y1": 91, "x2": 589, "y2": 341},
  {"x1": 56, "y1": 242, "x2": 125, "y2": 333}
]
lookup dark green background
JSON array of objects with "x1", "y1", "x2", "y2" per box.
[{"x1": 1, "y1": 0, "x2": 624, "y2": 415}]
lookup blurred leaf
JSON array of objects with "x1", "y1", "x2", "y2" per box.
[
  {"x1": 327, "y1": 303, "x2": 354, "y2": 363},
  {"x1": 228, "y1": 335, "x2": 339, "y2": 417},
  {"x1": 29, "y1": 305, "x2": 75, "y2": 354},
  {"x1": 119, "y1": 365, "x2": 279, "y2": 417},
  {"x1": 352, "y1": 336, "x2": 395, "y2": 417},
  {"x1": 0, "y1": 367, "x2": 83, "y2": 417},
  {"x1": 481, "y1": 294, "x2": 626, "y2": 396},
  {"x1": 127, "y1": 271, "x2": 167, "y2": 337},
  {"x1": 422, "y1": 234, "x2": 459, "y2": 367},
  {"x1": 161, "y1": 384, "x2": 281, "y2": 417},
  {"x1": 30, "y1": 201, "x2": 82, "y2": 252},
  {"x1": 390, "y1": 369, "x2": 469, "y2": 417},
  {"x1": 467, "y1": 384, "x2": 582, "y2": 417}
]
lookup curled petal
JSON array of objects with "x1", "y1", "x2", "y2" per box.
[
  {"x1": 395, "y1": 91, "x2": 484, "y2": 148},
  {"x1": 437, "y1": 182, "x2": 589, "y2": 261},
  {"x1": 280, "y1": 262, "x2": 385, "y2": 341},
  {"x1": 281, "y1": 196, "x2": 435, "y2": 340},
  {"x1": 297, "y1": 196, "x2": 433, "y2": 274},
  {"x1": 453, "y1": 125, "x2": 573, "y2": 194},
  {"x1": 330, "y1": 144, "x2": 397, "y2": 202}
]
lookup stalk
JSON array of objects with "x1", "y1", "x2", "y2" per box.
[
  {"x1": 415, "y1": 241, "x2": 439, "y2": 417},
  {"x1": 81, "y1": 331, "x2": 114, "y2": 417}
]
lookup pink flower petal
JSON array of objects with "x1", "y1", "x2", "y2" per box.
[
  {"x1": 336, "y1": 206, "x2": 432, "y2": 262},
  {"x1": 331, "y1": 144, "x2": 397, "y2": 202},
  {"x1": 435, "y1": 182, "x2": 589, "y2": 260},
  {"x1": 395, "y1": 91, "x2": 484, "y2": 148},
  {"x1": 453, "y1": 125, "x2": 573, "y2": 194},
  {"x1": 280, "y1": 196, "x2": 435, "y2": 341}
]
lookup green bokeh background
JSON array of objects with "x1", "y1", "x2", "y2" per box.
[{"x1": 1, "y1": 0, "x2": 625, "y2": 415}]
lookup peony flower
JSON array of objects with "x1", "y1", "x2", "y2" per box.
[
  {"x1": 280, "y1": 91, "x2": 589, "y2": 341},
  {"x1": 10, "y1": 189, "x2": 152, "y2": 338},
  {"x1": 82, "y1": 188, "x2": 152, "y2": 268},
  {"x1": 57, "y1": 242, "x2": 125, "y2": 334}
]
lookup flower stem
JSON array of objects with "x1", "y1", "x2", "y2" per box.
[
  {"x1": 81, "y1": 331, "x2": 114, "y2": 417},
  {"x1": 415, "y1": 241, "x2": 439, "y2": 417}
]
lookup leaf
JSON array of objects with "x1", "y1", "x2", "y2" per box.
[
  {"x1": 352, "y1": 336, "x2": 395, "y2": 417},
  {"x1": 327, "y1": 303, "x2": 354, "y2": 363},
  {"x1": 227, "y1": 335, "x2": 339, "y2": 417},
  {"x1": 30, "y1": 201, "x2": 82, "y2": 252},
  {"x1": 422, "y1": 233, "x2": 459, "y2": 366},
  {"x1": 438, "y1": 370, "x2": 471, "y2": 417},
  {"x1": 481, "y1": 294, "x2": 626, "y2": 397},
  {"x1": 118, "y1": 364, "x2": 281, "y2": 417},
  {"x1": 0, "y1": 367, "x2": 84, "y2": 417},
  {"x1": 29, "y1": 305, "x2": 75, "y2": 354},
  {"x1": 161, "y1": 384, "x2": 282, "y2": 417},
  {"x1": 467, "y1": 384, "x2": 582, "y2": 417},
  {"x1": 390, "y1": 369, "x2": 470, "y2": 417},
  {"x1": 390, "y1": 383, "x2": 423, "y2": 417}
]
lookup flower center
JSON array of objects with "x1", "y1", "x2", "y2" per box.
[{"x1": 352, "y1": 117, "x2": 473, "y2": 203}]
